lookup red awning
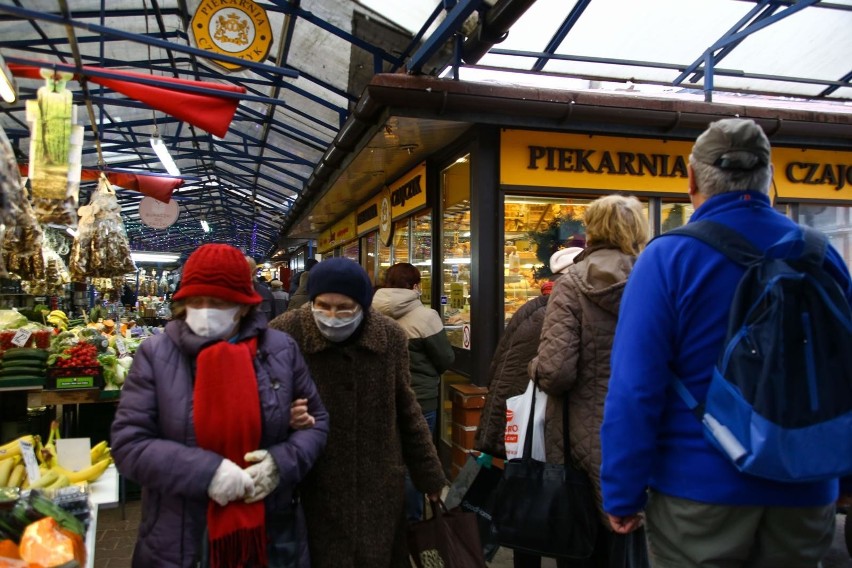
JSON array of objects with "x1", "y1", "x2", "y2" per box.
[
  {"x1": 18, "y1": 164, "x2": 183, "y2": 203},
  {"x1": 9, "y1": 61, "x2": 245, "y2": 137}
]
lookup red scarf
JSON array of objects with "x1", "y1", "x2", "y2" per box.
[{"x1": 193, "y1": 337, "x2": 267, "y2": 568}]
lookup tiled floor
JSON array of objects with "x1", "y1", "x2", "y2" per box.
[
  {"x1": 93, "y1": 500, "x2": 141, "y2": 568},
  {"x1": 92, "y1": 500, "x2": 850, "y2": 568}
]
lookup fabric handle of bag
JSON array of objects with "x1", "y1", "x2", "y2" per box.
[{"x1": 525, "y1": 379, "x2": 573, "y2": 468}]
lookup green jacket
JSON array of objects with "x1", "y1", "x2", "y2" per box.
[{"x1": 372, "y1": 287, "x2": 455, "y2": 412}]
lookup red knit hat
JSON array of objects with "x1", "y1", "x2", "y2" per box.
[{"x1": 173, "y1": 244, "x2": 262, "y2": 305}]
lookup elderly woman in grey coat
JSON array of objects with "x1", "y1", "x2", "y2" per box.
[
  {"x1": 530, "y1": 195, "x2": 649, "y2": 568},
  {"x1": 270, "y1": 257, "x2": 447, "y2": 568},
  {"x1": 112, "y1": 243, "x2": 328, "y2": 568}
]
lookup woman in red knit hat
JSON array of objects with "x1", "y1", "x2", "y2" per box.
[{"x1": 111, "y1": 243, "x2": 329, "y2": 568}]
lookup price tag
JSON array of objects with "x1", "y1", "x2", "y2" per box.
[
  {"x1": 19, "y1": 439, "x2": 41, "y2": 484},
  {"x1": 11, "y1": 328, "x2": 32, "y2": 347},
  {"x1": 115, "y1": 336, "x2": 127, "y2": 358}
]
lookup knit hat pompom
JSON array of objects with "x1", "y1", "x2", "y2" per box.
[
  {"x1": 173, "y1": 243, "x2": 262, "y2": 305},
  {"x1": 308, "y1": 258, "x2": 373, "y2": 310}
]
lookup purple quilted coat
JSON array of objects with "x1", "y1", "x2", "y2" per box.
[{"x1": 111, "y1": 312, "x2": 328, "y2": 568}]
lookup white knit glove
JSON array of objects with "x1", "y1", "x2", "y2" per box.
[
  {"x1": 208, "y1": 458, "x2": 254, "y2": 507},
  {"x1": 243, "y1": 450, "x2": 280, "y2": 504}
]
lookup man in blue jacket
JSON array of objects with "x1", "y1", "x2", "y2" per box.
[{"x1": 600, "y1": 118, "x2": 852, "y2": 567}]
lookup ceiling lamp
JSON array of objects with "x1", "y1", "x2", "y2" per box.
[
  {"x1": 131, "y1": 251, "x2": 182, "y2": 264},
  {"x1": 200, "y1": 219, "x2": 210, "y2": 233},
  {"x1": 150, "y1": 132, "x2": 181, "y2": 176},
  {"x1": 0, "y1": 52, "x2": 17, "y2": 103}
]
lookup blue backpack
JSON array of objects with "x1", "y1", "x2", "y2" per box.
[{"x1": 663, "y1": 220, "x2": 852, "y2": 483}]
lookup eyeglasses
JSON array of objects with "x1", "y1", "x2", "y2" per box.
[{"x1": 311, "y1": 303, "x2": 361, "y2": 319}]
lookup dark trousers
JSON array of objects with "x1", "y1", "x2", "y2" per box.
[
  {"x1": 512, "y1": 525, "x2": 649, "y2": 568},
  {"x1": 405, "y1": 410, "x2": 438, "y2": 522}
]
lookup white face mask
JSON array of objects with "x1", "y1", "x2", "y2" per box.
[
  {"x1": 185, "y1": 306, "x2": 241, "y2": 339},
  {"x1": 312, "y1": 308, "x2": 364, "y2": 342}
]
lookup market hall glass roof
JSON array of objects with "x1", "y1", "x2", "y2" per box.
[{"x1": 0, "y1": 0, "x2": 849, "y2": 258}]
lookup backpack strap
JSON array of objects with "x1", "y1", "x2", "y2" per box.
[
  {"x1": 765, "y1": 225, "x2": 827, "y2": 268},
  {"x1": 659, "y1": 220, "x2": 762, "y2": 267}
]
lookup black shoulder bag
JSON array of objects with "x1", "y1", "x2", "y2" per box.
[{"x1": 491, "y1": 381, "x2": 598, "y2": 559}]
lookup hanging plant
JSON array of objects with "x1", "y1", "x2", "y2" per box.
[{"x1": 527, "y1": 215, "x2": 585, "y2": 280}]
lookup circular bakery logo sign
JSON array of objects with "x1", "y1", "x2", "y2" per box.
[
  {"x1": 378, "y1": 188, "x2": 393, "y2": 246},
  {"x1": 139, "y1": 197, "x2": 179, "y2": 229},
  {"x1": 191, "y1": 0, "x2": 273, "y2": 71}
]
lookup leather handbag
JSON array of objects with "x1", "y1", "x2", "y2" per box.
[
  {"x1": 408, "y1": 499, "x2": 488, "y2": 568},
  {"x1": 491, "y1": 382, "x2": 598, "y2": 559}
]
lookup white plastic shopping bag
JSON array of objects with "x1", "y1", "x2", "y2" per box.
[{"x1": 504, "y1": 380, "x2": 546, "y2": 461}]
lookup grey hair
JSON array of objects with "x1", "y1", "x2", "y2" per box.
[{"x1": 689, "y1": 154, "x2": 772, "y2": 198}]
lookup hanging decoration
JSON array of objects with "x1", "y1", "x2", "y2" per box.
[
  {"x1": 0, "y1": 126, "x2": 22, "y2": 278},
  {"x1": 25, "y1": 69, "x2": 83, "y2": 226},
  {"x1": 69, "y1": 175, "x2": 137, "y2": 282},
  {"x1": 1, "y1": 172, "x2": 44, "y2": 281}
]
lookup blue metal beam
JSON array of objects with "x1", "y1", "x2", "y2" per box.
[
  {"x1": 532, "y1": 0, "x2": 592, "y2": 72},
  {"x1": 407, "y1": 0, "x2": 483, "y2": 74},
  {"x1": 819, "y1": 69, "x2": 852, "y2": 97},
  {"x1": 265, "y1": 0, "x2": 402, "y2": 68},
  {"x1": 673, "y1": 0, "x2": 820, "y2": 93}
]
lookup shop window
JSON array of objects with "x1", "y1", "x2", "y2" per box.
[
  {"x1": 504, "y1": 196, "x2": 590, "y2": 324},
  {"x1": 342, "y1": 241, "x2": 359, "y2": 262},
  {"x1": 362, "y1": 233, "x2": 377, "y2": 285},
  {"x1": 412, "y1": 211, "x2": 432, "y2": 306},
  {"x1": 661, "y1": 201, "x2": 695, "y2": 232},
  {"x1": 441, "y1": 155, "x2": 471, "y2": 348},
  {"x1": 800, "y1": 204, "x2": 852, "y2": 272},
  {"x1": 392, "y1": 218, "x2": 410, "y2": 265},
  {"x1": 378, "y1": 237, "x2": 391, "y2": 286},
  {"x1": 504, "y1": 195, "x2": 650, "y2": 324}
]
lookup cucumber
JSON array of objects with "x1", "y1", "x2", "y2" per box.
[
  {"x1": 0, "y1": 371, "x2": 45, "y2": 379},
  {"x1": 2, "y1": 359, "x2": 46, "y2": 368},
  {"x1": 0, "y1": 367, "x2": 45, "y2": 377},
  {"x1": 2, "y1": 348, "x2": 49, "y2": 361}
]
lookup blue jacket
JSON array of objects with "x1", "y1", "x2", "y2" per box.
[
  {"x1": 600, "y1": 190, "x2": 852, "y2": 516},
  {"x1": 111, "y1": 312, "x2": 328, "y2": 568}
]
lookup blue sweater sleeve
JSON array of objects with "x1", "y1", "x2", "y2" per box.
[{"x1": 600, "y1": 243, "x2": 678, "y2": 516}]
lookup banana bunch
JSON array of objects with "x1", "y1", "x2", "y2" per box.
[
  {"x1": 46, "y1": 309, "x2": 69, "y2": 331},
  {"x1": 0, "y1": 431, "x2": 113, "y2": 490}
]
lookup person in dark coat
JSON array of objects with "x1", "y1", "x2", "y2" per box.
[
  {"x1": 111, "y1": 243, "x2": 328, "y2": 568},
  {"x1": 372, "y1": 262, "x2": 455, "y2": 521},
  {"x1": 286, "y1": 258, "x2": 318, "y2": 311},
  {"x1": 246, "y1": 256, "x2": 275, "y2": 322},
  {"x1": 270, "y1": 279, "x2": 290, "y2": 315},
  {"x1": 269, "y1": 257, "x2": 447, "y2": 568},
  {"x1": 473, "y1": 246, "x2": 582, "y2": 568}
]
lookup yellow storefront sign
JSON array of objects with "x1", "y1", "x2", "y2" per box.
[
  {"x1": 317, "y1": 229, "x2": 334, "y2": 254},
  {"x1": 330, "y1": 214, "x2": 357, "y2": 247},
  {"x1": 773, "y1": 147, "x2": 852, "y2": 200},
  {"x1": 356, "y1": 194, "x2": 382, "y2": 235},
  {"x1": 389, "y1": 163, "x2": 427, "y2": 219},
  {"x1": 501, "y1": 130, "x2": 852, "y2": 202}
]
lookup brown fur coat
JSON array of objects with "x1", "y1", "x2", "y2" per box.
[{"x1": 269, "y1": 306, "x2": 447, "y2": 567}]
